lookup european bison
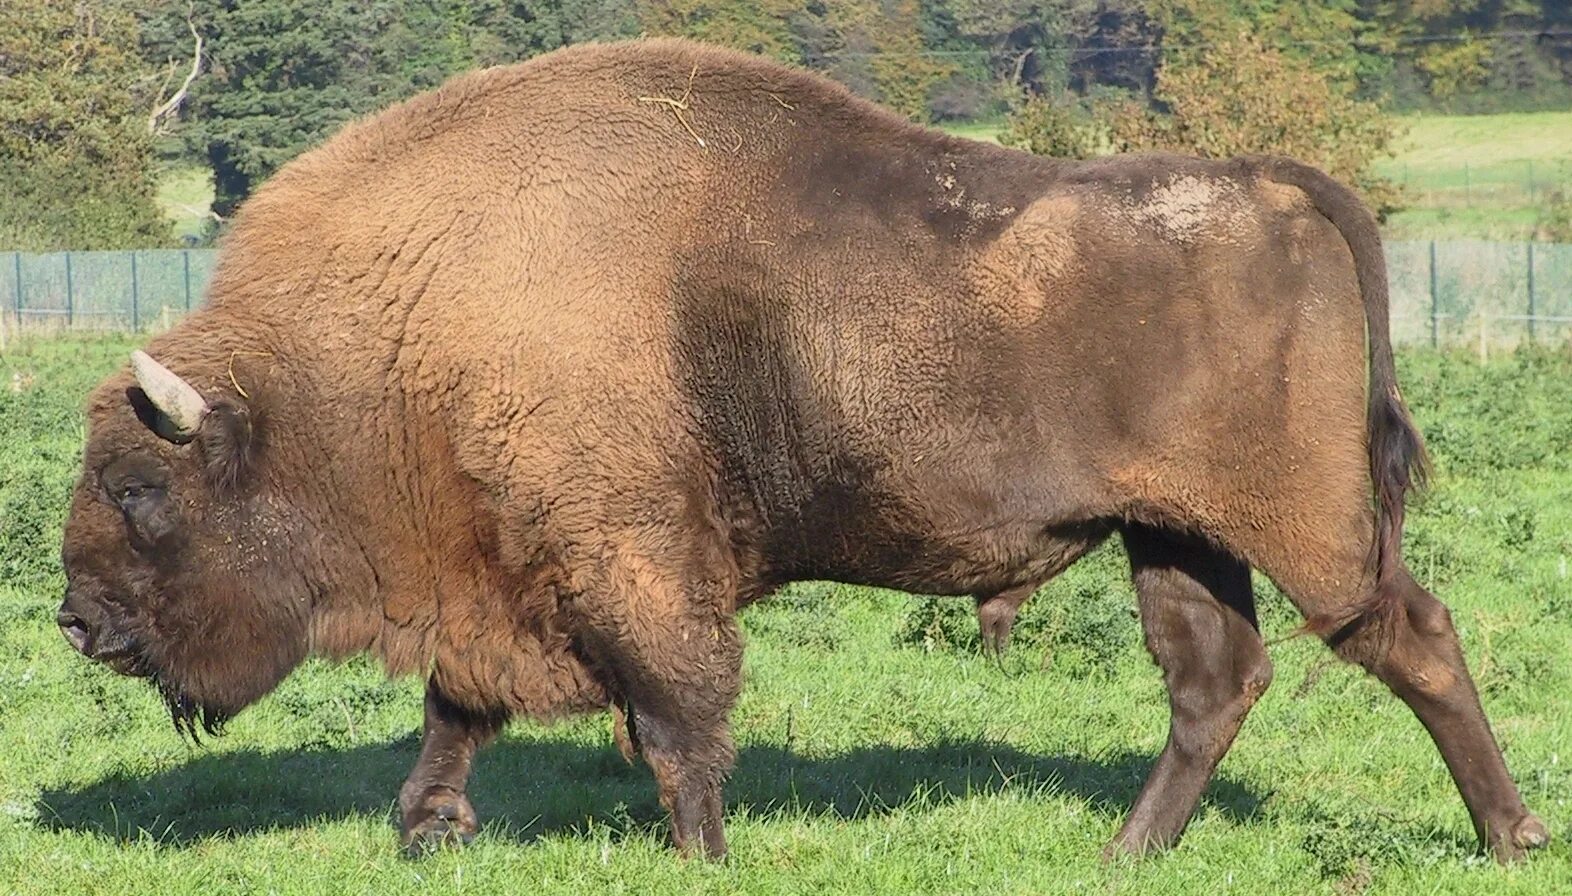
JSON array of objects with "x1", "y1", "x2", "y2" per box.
[{"x1": 57, "y1": 39, "x2": 1545, "y2": 861}]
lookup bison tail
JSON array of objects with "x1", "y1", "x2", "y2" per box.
[{"x1": 1248, "y1": 156, "x2": 1429, "y2": 646}]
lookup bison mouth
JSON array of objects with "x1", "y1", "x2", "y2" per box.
[
  {"x1": 59, "y1": 608, "x2": 232, "y2": 740},
  {"x1": 79, "y1": 627, "x2": 154, "y2": 679},
  {"x1": 89, "y1": 631, "x2": 230, "y2": 739},
  {"x1": 59, "y1": 610, "x2": 148, "y2": 676}
]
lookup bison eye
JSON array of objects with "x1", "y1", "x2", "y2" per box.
[
  {"x1": 99, "y1": 455, "x2": 178, "y2": 548},
  {"x1": 109, "y1": 478, "x2": 158, "y2": 506},
  {"x1": 110, "y1": 480, "x2": 177, "y2": 548}
]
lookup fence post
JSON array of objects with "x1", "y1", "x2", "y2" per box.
[
  {"x1": 64, "y1": 250, "x2": 74, "y2": 327},
  {"x1": 1527, "y1": 242, "x2": 1536, "y2": 343},
  {"x1": 183, "y1": 249, "x2": 192, "y2": 311},
  {"x1": 11, "y1": 251, "x2": 20, "y2": 326},
  {"x1": 1527, "y1": 159, "x2": 1535, "y2": 203},
  {"x1": 1428, "y1": 240, "x2": 1439, "y2": 348},
  {"x1": 130, "y1": 251, "x2": 140, "y2": 332}
]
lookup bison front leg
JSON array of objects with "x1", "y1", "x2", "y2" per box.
[
  {"x1": 399, "y1": 681, "x2": 507, "y2": 856},
  {"x1": 1108, "y1": 525, "x2": 1272, "y2": 857}
]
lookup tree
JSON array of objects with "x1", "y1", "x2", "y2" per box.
[
  {"x1": 637, "y1": 0, "x2": 955, "y2": 121},
  {"x1": 1355, "y1": 0, "x2": 1572, "y2": 111},
  {"x1": 1003, "y1": 6, "x2": 1401, "y2": 214},
  {"x1": 174, "y1": 0, "x2": 637, "y2": 219},
  {"x1": 636, "y1": 0, "x2": 804, "y2": 61},
  {"x1": 1102, "y1": 26, "x2": 1401, "y2": 213},
  {"x1": 0, "y1": 0, "x2": 172, "y2": 249},
  {"x1": 999, "y1": 92, "x2": 1103, "y2": 158},
  {"x1": 826, "y1": 0, "x2": 957, "y2": 120}
]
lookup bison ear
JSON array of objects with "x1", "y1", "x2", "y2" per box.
[{"x1": 199, "y1": 400, "x2": 258, "y2": 492}]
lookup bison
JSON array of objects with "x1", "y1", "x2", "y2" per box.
[{"x1": 57, "y1": 39, "x2": 1545, "y2": 862}]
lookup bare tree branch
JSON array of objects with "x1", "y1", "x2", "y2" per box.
[
  {"x1": 1009, "y1": 48, "x2": 1035, "y2": 89},
  {"x1": 148, "y1": 10, "x2": 204, "y2": 136}
]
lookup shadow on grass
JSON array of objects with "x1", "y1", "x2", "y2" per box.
[{"x1": 33, "y1": 733, "x2": 1266, "y2": 849}]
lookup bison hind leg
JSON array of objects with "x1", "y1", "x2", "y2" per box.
[
  {"x1": 1234, "y1": 497, "x2": 1545, "y2": 862},
  {"x1": 610, "y1": 699, "x2": 640, "y2": 764},
  {"x1": 1107, "y1": 524, "x2": 1271, "y2": 858},
  {"x1": 1324, "y1": 568, "x2": 1546, "y2": 861}
]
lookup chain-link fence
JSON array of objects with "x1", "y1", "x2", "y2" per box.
[
  {"x1": 1, "y1": 243, "x2": 1569, "y2": 348},
  {"x1": 0, "y1": 250, "x2": 217, "y2": 339},
  {"x1": 1388, "y1": 239, "x2": 1572, "y2": 349}
]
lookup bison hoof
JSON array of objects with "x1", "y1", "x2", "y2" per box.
[
  {"x1": 1100, "y1": 827, "x2": 1174, "y2": 863},
  {"x1": 400, "y1": 789, "x2": 479, "y2": 858},
  {"x1": 1490, "y1": 814, "x2": 1550, "y2": 863}
]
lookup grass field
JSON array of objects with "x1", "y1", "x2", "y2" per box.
[
  {"x1": 939, "y1": 120, "x2": 1007, "y2": 145},
  {"x1": 154, "y1": 165, "x2": 216, "y2": 245},
  {"x1": 1377, "y1": 112, "x2": 1572, "y2": 190},
  {"x1": 1377, "y1": 112, "x2": 1572, "y2": 241},
  {"x1": 3, "y1": 337, "x2": 1571, "y2": 894}
]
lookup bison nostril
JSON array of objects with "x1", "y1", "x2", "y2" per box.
[{"x1": 57, "y1": 612, "x2": 92, "y2": 655}]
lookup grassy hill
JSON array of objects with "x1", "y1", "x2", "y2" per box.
[
  {"x1": 1377, "y1": 112, "x2": 1572, "y2": 240},
  {"x1": 154, "y1": 165, "x2": 217, "y2": 245}
]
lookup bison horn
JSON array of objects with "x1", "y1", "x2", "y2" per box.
[{"x1": 130, "y1": 350, "x2": 210, "y2": 437}]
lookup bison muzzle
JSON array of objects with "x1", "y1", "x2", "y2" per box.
[{"x1": 58, "y1": 38, "x2": 1547, "y2": 862}]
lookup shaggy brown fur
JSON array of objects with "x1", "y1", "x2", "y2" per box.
[{"x1": 57, "y1": 39, "x2": 1544, "y2": 861}]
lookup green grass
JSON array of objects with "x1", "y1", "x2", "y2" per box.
[
  {"x1": 1379, "y1": 112, "x2": 1572, "y2": 181},
  {"x1": 941, "y1": 120, "x2": 1006, "y2": 145},
  {"x1": 3, "y1": 336, "x2": 1572, "y2": 894},
  {"x1": 154, "y1": 165, "x2": 214, "y2": 244},
  {"x1": 1378, "y1": 112, "x2": 1572, "y2": 240}
]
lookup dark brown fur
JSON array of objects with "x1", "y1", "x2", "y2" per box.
[{"x1": 57, "y1": 39, "x2": 1543, "y2": 862}]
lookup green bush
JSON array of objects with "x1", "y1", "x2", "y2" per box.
[
  {"x1": 998, "y1": 93, "x2": 1104, "y2": 160},
  {"x1": 1400, "y1": 348, "x2": 1572, "y2": 475},
  {"x1": 739, "y1": 581, "x2": 847, "y2": 651},
  {"x1": 1535, "y1": 188, "x2": 1572, "y2": 242},
  {"x1": 896, "y1": 544, "x2": 1138, "y2": 679}
]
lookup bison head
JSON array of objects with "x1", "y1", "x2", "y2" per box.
[{"x1": 59, "y1": 350, "x2": 310, "y2": 737}]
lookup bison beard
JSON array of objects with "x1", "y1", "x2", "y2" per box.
[
  {"x1": 156, "y1": 673, "x2": 229, "y2": 742},
  {"x1": 56, "y1": 38, "x2": 1547, "y2": 864}
]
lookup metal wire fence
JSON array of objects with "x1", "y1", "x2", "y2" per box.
[
  {"x1": 0, "y1": 242, "x2": 1568, "y2": 348},
  {"x1": 1383, "y1": 158, "x2": 1572, "y2": 210},
  {"x1": 1388, "y1": 239, "x2": 1572, "y2": 349},
  {"x1": 0, "y1": 250, "x2": 217, "y2": 340}
]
